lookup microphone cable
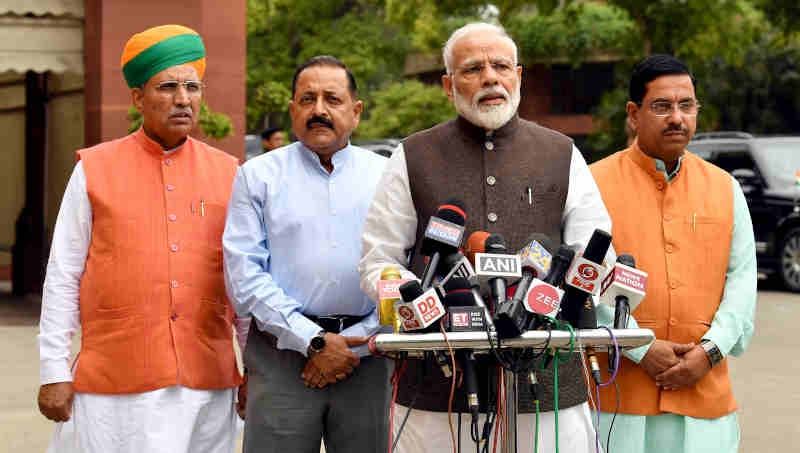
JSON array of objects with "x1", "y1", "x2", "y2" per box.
[{"x1": 387, "y1": 358, "x2": 407, "y2": 453}]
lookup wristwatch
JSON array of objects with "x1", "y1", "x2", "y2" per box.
[
  {"x1": 700, "y1": 339, "x2": 723, "y2": 367},
  {"x1": 308, "y1": 330, "x2": 327, "y2": 356}
]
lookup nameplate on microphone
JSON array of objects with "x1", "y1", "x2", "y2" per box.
[
  {"x1": 518, "y1": 241, "x2": 552, "y2": 275},
  {"x1": 524, "y1": 280, "x2": 564, "y2": 317},
  {"x1": 440, "y1": 257, "x2": 475, "y2": 286},
  {"x1": 423, "y1": 216, "x2": 465, "y2": 248},
  {"x1": 474, "y1": 253, "x2": 522, "y2": 278},
  {"x1": 600, "y1": 264, "x2": 647, "y2": 296},
  {"x1": 566, "y1": 256, "x2": 607, "y2": 295},
  {"x1": 377, "y1": 279, "x2": 413, "y2": 300},
  {"x1": 397, "y1": 288, "x2": 445, "y2": 331},
  {"x1": 446, "y1": 306, "x2": 485, "y2": 332}
]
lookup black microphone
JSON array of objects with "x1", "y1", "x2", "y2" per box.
[
  {"x1": 494, "y1": 234, "x2": 555, "y2": 338},
  {"x1": 559, "y1": 229, "x2": 612, "y2": 385},
  {"x1": 419, "y1": 199, "x2": 467, "y2": 290},
  {"x1": 559, "y1": 229, "x2": 612, "y2": 329},
  {"x1": 442, "y1": 278, "x2": 481, "y2": 423},
  {"x1": 613, "y1": 254, "x2": 637, "y2": 329},
  {"x1": 398, "y1": 280, "x2": 452, "y2": 377},
  {"x1": 484, "y1": 234, "x2": 509, "y2": 308}
]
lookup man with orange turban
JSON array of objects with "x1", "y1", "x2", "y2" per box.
[{"x1": 37, "y1": 25, "x2": 248, "y2": 453}]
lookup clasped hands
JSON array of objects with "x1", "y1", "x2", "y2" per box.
[
  {"x1": 301, "y1": 333, "x2": 368, "y2": 388},
  {"x1": 639, "y1": 339, "x2": 712, "y2": 391}
]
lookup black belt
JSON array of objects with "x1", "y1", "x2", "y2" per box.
[{"x1": 306, "y1": 314, "x2": 366, "y2": 334}]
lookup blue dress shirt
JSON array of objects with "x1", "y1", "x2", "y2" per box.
[{"x1": 223, "y1": 141, "x2": 388, "y2": 357}]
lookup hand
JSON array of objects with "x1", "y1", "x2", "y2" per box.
[
  {"x1": 655, "y1": 345, "x2": 712, "y2": 391},
  {"x1": 300, "y1": 334, "x2": 369, "y2": 388},
  {"x1": 236, "y1": 372, "x2": 248, "y2": 420},
  {"x1": 38, "y1": 382, "x2": 75, "y2": 422},
  {"x1": 639, "y1": 339, "x2": 695, "y2": 379}
]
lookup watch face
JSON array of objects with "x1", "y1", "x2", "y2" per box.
[{"x1": 311, "y1": 335, "x2": 326, "y2": 351}]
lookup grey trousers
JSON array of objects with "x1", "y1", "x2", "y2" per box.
[{"x1": 243, "y1": 327, "x2": 392, "y2": 453}]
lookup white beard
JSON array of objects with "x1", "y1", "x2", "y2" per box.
[{"x1": 453, "y1": 82, "x2": 520, "y2": 131}]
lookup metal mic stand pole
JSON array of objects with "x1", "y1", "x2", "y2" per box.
[{"x1": 502, "y1": 369, "x2": 517, "y2": 453}]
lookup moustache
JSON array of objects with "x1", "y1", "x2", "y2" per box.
[
  {"x1": 307, "y1": 116, "x2": 334, "y2": 130},
  {"x1": 662, "y1": 125, "x2": 688, "y2": 135}
]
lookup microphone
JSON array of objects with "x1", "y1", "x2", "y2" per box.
[
  {"x1": 419, "y1": 199, "x2": 467, "y2": 290},
  {"x1": 523, "y1": 245, "x2": 575, "y2": 330},
  {"x1": 437, "y1": 251, "x2": 476, "y2": 291},
  {"x1": 494, "y1": 234, "x2": 555, "y2": 339},
  {"x1": 474, "y1": 234, "x2": 520, "y2": 309},
  {"x1": 398, "y1": 280, "x2": 452, "y2": 377},
  {"x1": 599, "y1": 254, "x2": 647, "y2": 329},
  {"x1": 396, "y1": 280, "x2": 446, "y2": 332},
  {"x1": 560, "y1": 229, "x2": 612, "y2": 385},
  {"x1": 465, "y1": 231, "x2": 491, "y2": 266},
  {"x1": 559, "y1": 229, "x2": 612, "y2": 329},
  {"x1": 442, "y1": 278, "x2": 481, "y2": 423}
]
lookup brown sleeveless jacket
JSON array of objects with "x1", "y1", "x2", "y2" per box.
[{"x1": 398, "y1": 115, "x2": 585, "y2": 413}]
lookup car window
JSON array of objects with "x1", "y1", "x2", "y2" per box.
[
  {"x1": 706, "y1": 148, "x2": 756, "y2": 174},
  {"x1": 753, "y1": 141, "x2": 800, "y2": 188}
]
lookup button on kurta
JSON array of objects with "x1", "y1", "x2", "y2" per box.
[
  {"x1": 485, "y1": 141, "x2": 494, "y2": 151},
  {"x1": 488, "y1": 212, "x2": 498, "y2": 223},
  {"x1": 656, "y1": 182, "x2": 665, "y2": 190},
  {"x1": 664, "y1": 214, "x2": 671, "y2": 222},
  {"x1": 486, "y1": 176, "x2": 496, "y2": 186},
  {"x1": 168, "y1": 214, "x2": 177, "y2": 222},
  {"x1": 170, "y1": 244, "x2": 179, "y2": 252},
  {"x1": 171, "y1": 280, "x2": 179, "y2": 288},
  {"x1": 665, "y1": 244, "x2": 674, "y2": 253},
  {"x1": 165, "y1": 158, "x2": 173, "y2": 166},
  {"x1": 170, "y1": 312, "x2": 178, "y2": 321},
  {"x1": 669, "y1": 318, "x2": 678, "y2": 326},
  {"x1": 166, "y1": 184, "x2": 175, "y2": 191},
  {"x1": 670, "y1": 281, "x2": 678, "y2": 289}
]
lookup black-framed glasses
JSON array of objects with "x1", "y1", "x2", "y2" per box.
[
  {"x1": 642, "y1": 100, "x2": 701, "y2": 117},
  {"x1": 154, "y1": 80, "x2": 204, "y2": 96}
]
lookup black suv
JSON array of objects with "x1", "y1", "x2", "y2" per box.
[{"x1": 686, "y1": 132, "x2": 800, "y2": 292}]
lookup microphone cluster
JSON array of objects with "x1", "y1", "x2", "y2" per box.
[{"x1": 377, "y1": 198, "x2": 649, "y2": 410}]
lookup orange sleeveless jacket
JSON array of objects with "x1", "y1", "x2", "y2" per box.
[
  {"x1": 589, "y1": 142, "x2": 735, "y2": 418},
  {"x1": 74, "y1": 128, "x2": 241, "y2": 394}
]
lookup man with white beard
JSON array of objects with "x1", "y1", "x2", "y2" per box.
[{"x1": 359, "y1": 22, "x2": 612, "y2": 452}]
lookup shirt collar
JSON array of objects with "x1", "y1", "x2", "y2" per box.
[
  {"x1": 297, "y1": 141, "x2": 352, "y2": 176},
  {"x1": 455, "y1": 113, "x2": 520, "y2": 144},
  {"x1": 627, "y1": 139, "x2": 685, "y2": 183},
  {"x1": 134, "y1": 127, "x2": 190, "y2": 158}
]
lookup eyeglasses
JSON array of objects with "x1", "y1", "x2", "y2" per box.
[
  {"x1": 154, "y1": 80, "x2": 204, "y2": 96},
  {"x1": 642, "y1": 100, "x2": 701, "y2": 117}
]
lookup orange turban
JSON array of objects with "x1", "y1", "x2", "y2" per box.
[{"x1": 121, "y1": 25, "x2": 206, "y2": 88}]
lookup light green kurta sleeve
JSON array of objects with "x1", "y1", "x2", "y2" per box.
[{"x1": 701, "y1": 175, "x2": 757, "y2": 357}]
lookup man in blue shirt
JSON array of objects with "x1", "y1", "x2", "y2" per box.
[{"x1": 223, "y1": 56, "x2": 390, "y2": 453}]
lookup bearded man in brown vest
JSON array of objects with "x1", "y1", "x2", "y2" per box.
[
  {"x1": 36, "y1": 25, "x2": 249, "y2": 453},
  {"x1": 589, "y1": 55, "x2": 757, "y2": 452},
  {"x1": 360, "y1": 22, "x2": 614, "y2": 453}
]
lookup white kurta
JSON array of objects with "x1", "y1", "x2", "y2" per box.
[
  {"x1": 360, "y1": 144, "x2": 614, "y2": 453},
  {"x1": 40, "y1": 159, "x2": 250, "y2": 453}
]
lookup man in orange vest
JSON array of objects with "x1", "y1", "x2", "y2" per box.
[
  {"x1": 590, "y1": 54, "x2": 757, "y2": 452},
  {"x1": 36, "y1": 25, "x2": 248, "y2": 453}
]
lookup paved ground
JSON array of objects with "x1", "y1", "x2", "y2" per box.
[{"x1": 1, "y1": 281, "x2": 797, "y2": 452}]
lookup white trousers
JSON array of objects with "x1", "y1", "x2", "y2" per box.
[
  {"x1": 392, "y1": 402, "x2": 602, "y2": 453},
  {"x1": 47, "y1": 385, "x2": 238, "y2": 453}
]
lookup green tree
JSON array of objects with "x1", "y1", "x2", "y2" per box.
[{"x1": 357, "y1": 80, "x2": 455, "y2": 139}]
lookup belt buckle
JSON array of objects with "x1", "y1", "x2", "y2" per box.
[{"x1": 318, "y1": 315, "x2": 345, "y2": 334}]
